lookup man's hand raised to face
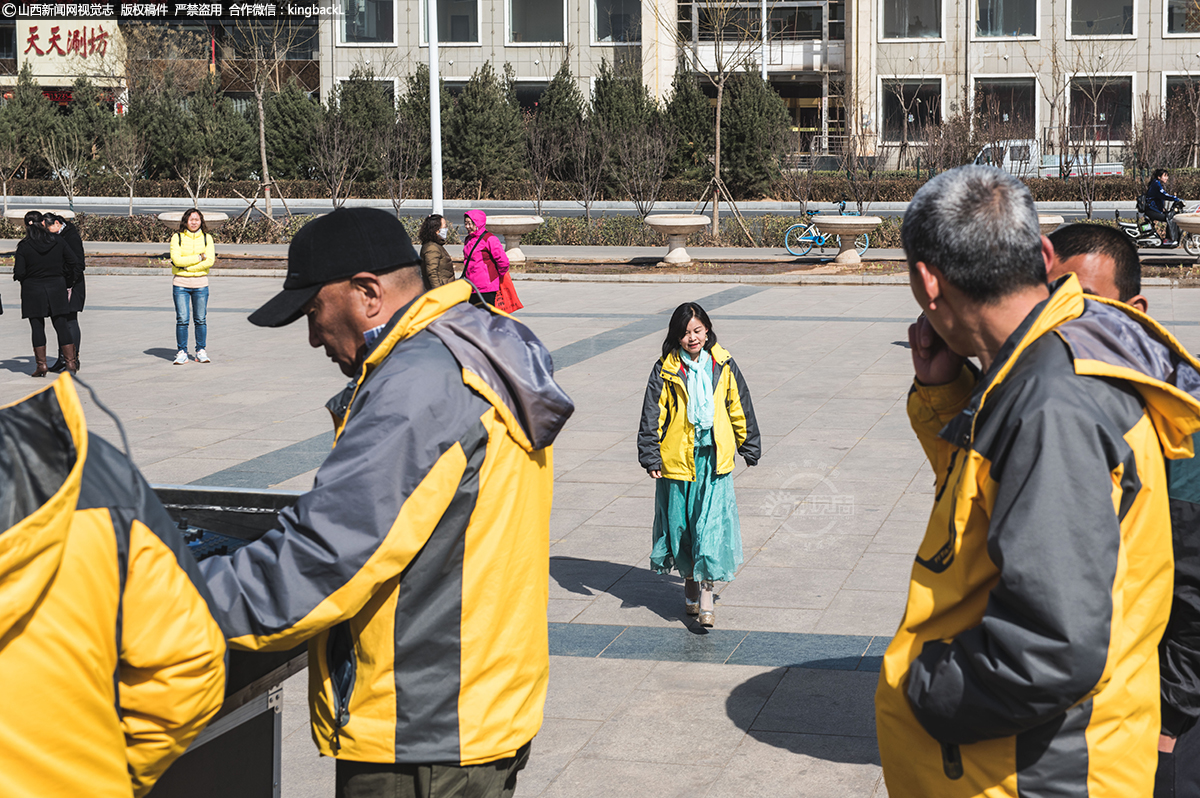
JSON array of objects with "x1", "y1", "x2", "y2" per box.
[{"x1": 909, "y1": 314, "x2": 966, "y2": 386}]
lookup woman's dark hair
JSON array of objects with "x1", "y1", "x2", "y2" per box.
[
  {"x1": 419, "y1": 214, "x2": 445, "y2": 245},
  {"x1": 1151, "y1": 168, "x2": 1169, "y2": 186},
  {"x1": 179, "y1": 208, "x2": 207, "y2": 233},
  {"x1": 662, "y1": 302, "x2": 717, "y2": 360},
  {"x1": 43, "y1": 213, "x2": 68, "y2": 230},
  {"x1": 23, "y1": 210, "x2": 51, "y2": 245}
]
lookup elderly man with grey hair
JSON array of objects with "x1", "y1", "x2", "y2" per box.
[{"x1": 874, "y1": 165, "x2": 1200, "y2": 797}]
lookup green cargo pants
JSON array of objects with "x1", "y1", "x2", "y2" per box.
[{"x1": 335, "y1": 742, "x2": 531, "y2": 798}]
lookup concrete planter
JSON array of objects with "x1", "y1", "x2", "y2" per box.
[
  {"x1": 1038, "y1": 215, "x2": 1065, "y2": 235},
  {"x1": 4, "y1": 208, "x2": 76, "y2": 222},
  {"x1": 813, "y1": 215, "x2": 882, "y2": 265},
  {"x1": 486, "y1": 215, "x2": 543, "y2": 264},
  {"x1": 644, "y1": 214, "x2": 710, "y2": 265}
]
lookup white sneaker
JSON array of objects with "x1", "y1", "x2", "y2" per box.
[
  {"x1": 196, "y1": 349, "x2": 211, "y2": 363},
  {"x1": 173, "y1": 350, "x2": 188, "y2": 365}
]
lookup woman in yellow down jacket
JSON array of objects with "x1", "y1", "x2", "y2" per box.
[
  {"x1": 169, "y1": 208, "x2": 216, "y2": 365},
  {"x1": 637, "y1": 302, "x2": 761, "y2": 627}
]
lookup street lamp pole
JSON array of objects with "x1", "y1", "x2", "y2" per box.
[
  {"x1": 761, "y1": 0, "x2": 767, "y2": 81},
  {"x1": 429, "y1": 0, "x2": 444, "y2": 216}
]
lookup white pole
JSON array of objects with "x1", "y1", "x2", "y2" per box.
[
  {"x1": 429, "y1": 0, "x2": 444, "y2": 216},
  {"x1": 761, "y1": 0, "x2": 767, "y2": 81}
]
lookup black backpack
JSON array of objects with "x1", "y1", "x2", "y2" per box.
[{"x1": 1136, "y1": 194, "x2": 1147, "y2": 214}]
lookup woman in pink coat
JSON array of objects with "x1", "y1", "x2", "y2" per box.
[{"x1": 462, "y1": 209, "x2": 510, "y2": 306}]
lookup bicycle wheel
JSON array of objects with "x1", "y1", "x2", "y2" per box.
[
  {"x1": 1185, "y1": 232, "x2": 1200, "y2": 257},
  {"x1": 785, "y1": 223, "x2": 815, "y2": 256},
  {"x1": 834, "y1": 233, "x2": 870, "y2": 255}
]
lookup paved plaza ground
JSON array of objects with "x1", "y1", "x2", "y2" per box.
[{"x1": 6, "y1": 276, "x2": 1200, "y2": 797}]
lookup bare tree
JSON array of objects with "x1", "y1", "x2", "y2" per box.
[
  {"x1": 310, "y1": 110, "x2": 367, "y2": 209},
  {"x1": 828, "y1": 79, "x2": 879, "y2": 215},
  {"x1": 567, "y1": 118, "x2": 609, "y2": 223},
  {"x1": 104, "y1": 125, "x2": 148, "y2": 216},
  {"x1": 611, "y1": 117, "x2": 674, "y2": 218},
  {"x1": 0, "y1": 138, "x2": 23, "y2": 215},
  {"x1": 219, "y1": 20, "x2": 314, "y2": 218},
  {"x1": 524, "y1": 109, "x2": 565, "y2": 215},
  {"x1": 174, "y1": 156, "x2": 213, "y2": 207},
  {"x1": 113, "y1": 22, "x2": 210, "y2": 99},
  {"x1": 378, "y1": 116, "x2": 423, "y2": 219},
  {"x1": 41, "y1": 130, "x2": 89, "y2": 211},
  {"x1": 647, "y1": 0, "x2": 767, "y2": 235},
  {"x1": 777, "y1": 135, "x2": 818, "y2": 216}
]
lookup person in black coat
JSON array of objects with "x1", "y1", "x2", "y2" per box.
[
  {"x1": 13, "y1": 210, "x2": 79, "y2": 376},
  {"x1": 44, "y1": 213, "x2": 85, "y2": 373}
]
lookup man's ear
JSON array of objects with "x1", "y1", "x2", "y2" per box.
[
  {"x1": 1041, "y1": 235, "x2": 1055, "y2": 279},
  {"x1": 349, "y1": 272, "x2": 386, "y2": 318},
  {"x1": 1128, "y1": 294, "x2": 1150, "y2": 314},
  {"x1": 913, "y1": 260, "x2": 942, "y2": 309}
]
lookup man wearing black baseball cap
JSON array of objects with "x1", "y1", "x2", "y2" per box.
[{"x1": 201, "y1": 208, "x2": 575, "y2": 798}]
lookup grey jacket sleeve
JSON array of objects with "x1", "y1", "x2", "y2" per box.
[
  {"x1": 637, "y1": 361, "x2": 665, "y2": 471},
  {"x1": 906, "y1": 392, "x2": 1134, "y2": 745},
  {"x1": 1162, "y1": 452, "x2": 1200, "y2": 737},
  {"x1": 200, "y1": 341, "x2": 485, "y2": 648},
  {"x1": 728, "y1": 358, "x2": 761, "y2": 465}
]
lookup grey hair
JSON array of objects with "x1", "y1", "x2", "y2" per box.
[{"x1": 901, "y1": 165, "x2": 1046, "y2": 304}]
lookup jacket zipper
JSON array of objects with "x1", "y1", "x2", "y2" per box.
[
  {"x1": 327, "y1": 623, "x2": 356, "y2": 754},
  {"x1": 941, "y1": 743, "x2": 963, "y2": 779}
]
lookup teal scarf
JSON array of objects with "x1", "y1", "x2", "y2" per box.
[{"x1": 681, "y1": 348, "x2": 715, "y2": 430}]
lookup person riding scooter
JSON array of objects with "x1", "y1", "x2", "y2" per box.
[{"x1": 1145, "y1": 168, "x2": 1184, "y2": 246}]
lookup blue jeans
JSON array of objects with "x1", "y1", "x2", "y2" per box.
[{"x1": 173, "y1": 285, "x2": 208, "y2": 351}]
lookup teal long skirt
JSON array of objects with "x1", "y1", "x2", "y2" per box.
[{"x1": 650, "y1": 427, "x2": 744, "y2": 582}]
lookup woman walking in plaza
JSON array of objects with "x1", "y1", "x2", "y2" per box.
[
  {"x1": 44, "y1": 213, "x2": 85, "y2": 373},
  {"x1": 418, "y1": 214, "x2": 455, "y2": 290},
  {"x1": 638, "y1": 302, "x2": 761, "y2": 627},
  {"x1": 13, "y1": 210, "x2": 79, "y2": 376},
  {"x1": 169, "y1": 208, "x2": 215, "y2": 365},
  {"x1": 461, "y1": 209, "x2": 509, "y2": 306}
]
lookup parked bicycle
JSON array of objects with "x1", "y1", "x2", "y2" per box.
[{"x1": 784, "y1": 201, "x2": 870, "y2": 257}]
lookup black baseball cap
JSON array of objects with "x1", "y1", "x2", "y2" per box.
[{"x1": 248, "y1": 207, "x2": 421, "y2": 328}]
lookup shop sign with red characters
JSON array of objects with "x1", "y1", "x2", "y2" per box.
[{"x1": 16, "y1": 20, "x2": 124, "y2": 81}]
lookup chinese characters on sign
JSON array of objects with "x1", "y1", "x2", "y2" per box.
[{"x1": 24, "y1": 22, "x2": 108, "y2": 56}]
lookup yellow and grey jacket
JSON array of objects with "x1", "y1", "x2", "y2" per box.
[
  {"x1": 0, "y1": 376, "x2": 227, "y2": 798},
  {"x1": 637, "y1": 343, "x2": 760, "y2": 480},
  {"x1": 200, "y1": 280, "x2": 574, "y2": 765},
  {"x1": 877, "y1": 275, "x2": 1200, "y2": 798}
]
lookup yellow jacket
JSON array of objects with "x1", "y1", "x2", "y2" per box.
[
  {"x1": 200, "y1": 280, "x2": 574, "y2": 765},
  {"x1": 637, "y1": 343, "x2": 760, "y2": 480},
  {"x1": 0, "y1": 376, "x2": 227, "y2": 798},
  {"x1": 877, "y1": 275, "x2": 1200, "y2": 797},
  {"x1": 170, "y1": 229, "x2": 215, "y2": 277}
]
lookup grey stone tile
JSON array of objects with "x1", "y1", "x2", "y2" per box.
[
  {"x1": 543, "y1": 656, "x2": 656, "y2": 721},
  {"x1": 539, "y1": 758, "x2": 722, "y2": 798},
  {"x1": 842, "y1": 553, "x2": 917, "y2": 593},
  {"x1": 569, "y1": 579, "x2": 698, "y2": 628},
  {"x1": 751, "y1": 668, "x2": 879, "y2": 738},
  {"x1": 548, "y1": 508, "x2": 597, "y2": 539},
  {"x1": 551, "y1": 482, "x2": 639, "y2": 511},
  {"x1": 748, "y1": 532, "x2": 870, "y2": 571},
  {"x1": 600, "y1": 626, "x2": 748, "y2": 663},
  {"x1": 717, "y1": 565, "x2": 848, "y2": 610},
  {"x1": 548, "y1": 623, "x2": 624, "y2": 657},
  {"x1": 514, "y1": 719, "x2": 604, "y2": 798},
  {"x1": 582, "y1": 496, "x2": 657, "y2": 527},
  {"x1": 815, "y1": 590, "x2": 907, "y2": 637},
  {"x1": 727, "y1": 631, "x2": 872, "y2": 670},
  {"x1": 712, "y1": 605, "x2": 823, "y2": 634},
  {"x1": 549, "y1": 556, "x2": 636, "y2": 600},
  {"x1": 706, "y1": 732, "x2": 883, "y2": 798},
  {"x1": 548, "y1": 598, "x2": 591, "y2": 623},
  {"x1": 550, "y1": 524, "x2": 649, "y2": 566}
]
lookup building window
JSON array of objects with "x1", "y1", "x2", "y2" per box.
[
  {"x1": 343, "y1": 0, "x2": 394, "y2": 43},
  {"x1": 1069, "y1": 77, "x2": 1132, "y2": 139},
  {"x1": 976, "y1": 0, "x2": 1036, "y2": 36},
  {"x1": 882, "y1": 80, "x2": 941, "y2": 140},
  {"x1": 510, "y1": 0, "x2": 564, "y2": 43},
  {"x1": 428, "y1": 0, "x2": 480, "y2": 43},
  {"x1": 596, "y1": 0, "x2": 639, "y2": 42},
  {"x1": 698, "y1": 4, "x2": 760, "y2": 40},
  {"x1": 1167, "y1": 0, "x2": 1200, "y2": 33},
  {"x1": 1069, "y1": 0, "x2": 1132, "y2": 35},
  {"x1": 770, "y1": 5, "x2": 823, "y2": 39},
  {"x1": 0, "y1": 21, "x2": 14, "y2": 59},
  {"x1": 974, "y1": 78, "x2": 1036, "y2": 135},
  {"x1": 829, "y1": 0, "x2": 845, "y2": 38},
  {"x1": 882, "y1": 0, "x2": 941, "y2": 38}
]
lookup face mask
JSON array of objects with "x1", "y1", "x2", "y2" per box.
[{"x1": 437, "y1": 227, "x2": 448, "y2": 241}]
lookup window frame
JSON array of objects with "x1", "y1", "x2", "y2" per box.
[
  {"x1": 877, "y1": 74, "x2": 946, "y2": 144},
  {"x1": 418, "y1": 0, "x2": 484, "y2": 47},
  {"x1": 970, "y1": 0, "x2": 1040, "y2": 40},
  {"x1": 591, "y1": 0, "x2": 642, "y2": 45},
  {"x1": 970, "y1": 73, "x2": 1040, "y2": 134},
  {"x1": 1065, "y1": 71, "x2": 1135, "y2": 144},
  {"x1": 1065, "y1": 0, "x2": 1137, "y2": 40},
  {"x1": 337, "y1": 0, "x2": 398, "y2": 47},
  {"x1": 506, "y1": 0, "x2": 570, "y2": 46},
  {"x1": 879, "y1": 0, "x2": 946, "y2": 42},
  {"x1": 1163, "y1": 0, "x2": 1200, "y2": 37}
]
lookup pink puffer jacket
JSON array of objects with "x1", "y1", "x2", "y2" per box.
[{"x1": 461, "y1": 210, "x2": 510, "y2": 293}]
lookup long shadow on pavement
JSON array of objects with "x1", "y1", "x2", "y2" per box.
[
  {"x1": 550, "y1": 556, "x2": 696, "y2": 626},
  {"x1": 144, "y1": 347, "x2": 178, "y2": 361},
  {"x1": 0, "y1": 355, "x2": 34, "y2": 375},
  {"x1": 729, "y1": 666, "x2": 882, "y2": 765}
]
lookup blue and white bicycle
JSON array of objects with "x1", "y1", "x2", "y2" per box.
[{"x1": 784, "y1": 201, "x2": 871, "y2": 258}]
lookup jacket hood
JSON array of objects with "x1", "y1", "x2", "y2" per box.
[
  {"x1": 356, "y1": 281, "x2": 573, "y2": 451},
  {"x1": 465, "y1": 210, "x2": 487, "y2": 234},
  {"x1": 960, "y1": 274, "x2": 1200, "y2": 458},
  {"x1": 25, "y1": 235, "x2": 59, "y2": 255},
  {"x1": 0, "y1": 376, "x2": 88, "y2": 638}
]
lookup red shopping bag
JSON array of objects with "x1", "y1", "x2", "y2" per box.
[{"x1": 495, "y1": 272, "x2": 524, "y2": 313}]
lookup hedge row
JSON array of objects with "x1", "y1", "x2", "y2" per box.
[{"x1": 0, "y1": 174, "x2": 1182, "y2": 204}]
